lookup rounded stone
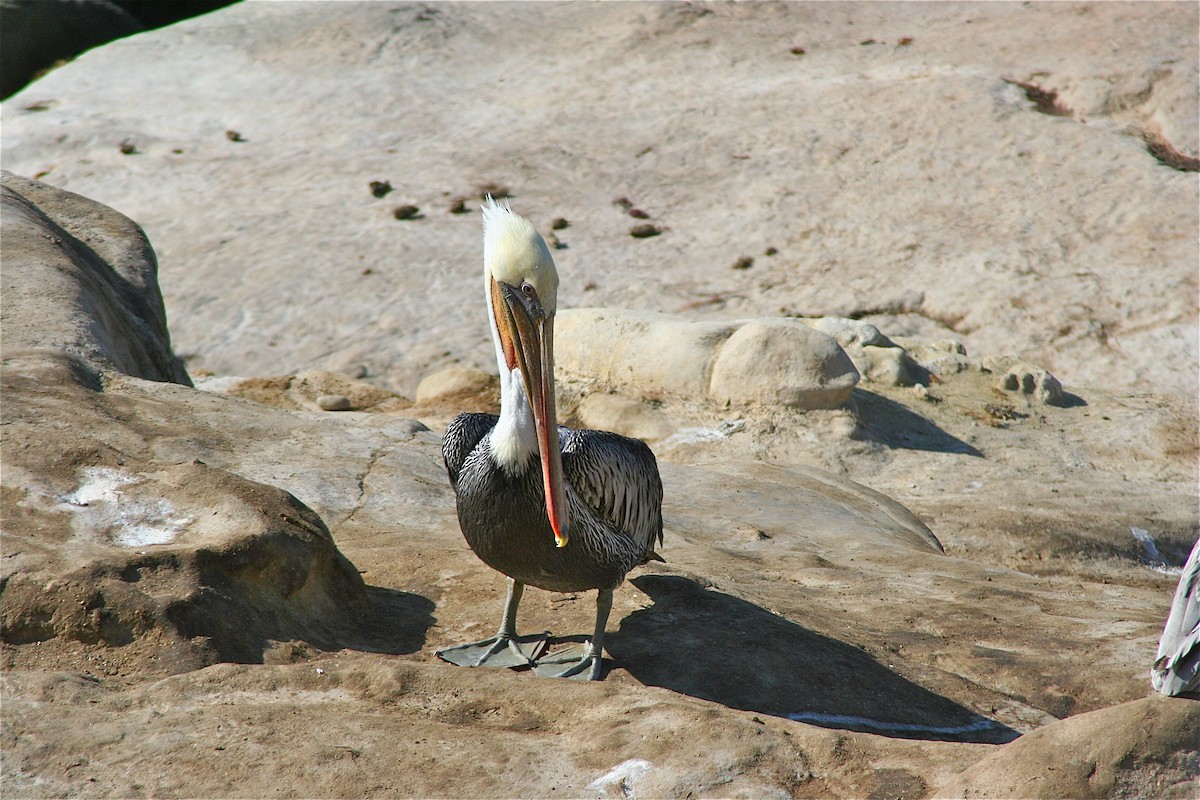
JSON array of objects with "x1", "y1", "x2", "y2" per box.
[
  {"x1": 316, "y1": 394, "x2": 353, "y2": 411},
  {"x1": 708, "y1": 320, "x2": 859, "y2": 409}
]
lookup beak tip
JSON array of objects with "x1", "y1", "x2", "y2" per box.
[{"x1": 555, "y1": 532, "x2": 569, "y2": 548}]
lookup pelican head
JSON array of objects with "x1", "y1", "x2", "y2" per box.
[{"x1": 482, "y1": 197, "x2": 569, "y2": 548}]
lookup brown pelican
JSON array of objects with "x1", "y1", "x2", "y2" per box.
[
  {"x1": 436, "y1": 198, "x2": 663, "y2": 680},
  {"x1": 1151, "y1": 537, "x2": 1199, "y2": 696}
]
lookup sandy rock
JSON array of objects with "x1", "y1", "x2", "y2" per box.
[
  {"x1": 559, "y1": 309, "x2": 857, "y2": 410},
  {"x1": 936, "y1": 694, "x2": 1200, "y2": 799},
  {"x1": 575, "y1": 393, "x2": 675, "y2": 443},
  {"x1": 214, "y1": 369, "x2": 412, "y2": 413},
  {"x1": 1, "y1": 457, "x2": 367, "y2": 672},
  {"x1": 709, "y1": 319, "x2": 859, "y2": 408},
  {"x1": 414, "y1": 365, "x2": 496, "y2": 405},
  {"x1": 0, "y1": 174, "x2": 371, "y2": 673},
  {"x1": 556, "y1": 308, "x2": 739, "y2": 399},
  {"x1": 1, "y1": 8, "x2": 1197, "y2": 796}
]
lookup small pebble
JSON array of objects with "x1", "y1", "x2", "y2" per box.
[
  {"x1": 393, "y1": 205, "x2": 420, "y2": 220},
  {"x1": 629, "y1": 224, "x2": 662, "y2": 238},
  {"x1": 369, "y1": 180, "x2": 393, "y2": 198},
  {"x1": 448, "y1": 197, "x2": 469, "y2": 214},
  {"x1": 764, "y1": 246, "x2": 778, "y2": 256},
  {"x1": 790, "y1": 46, "x2": 806, "y2": 55},
  {"x1": 225, "y1": 130, "x2": 245, "y2": 142},
  {"x1": 551, "y1": 217, "x2": 570, "y2": 230},
  {"x1": 628, "y1": 208, "x2": 649, "y2": 219},
  {"x1": 317, "y1": 395, "x2": 353, "y2": 411},
  {"x1": 118, "y1": 139, "x2": 138, "y2": 155},
  {"x1": 732, "y1": 256, "x2": 754, "y2": 270}
]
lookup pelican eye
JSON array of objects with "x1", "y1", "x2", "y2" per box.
[{"x1": 521, "y1": 282, "x2": 537, "y2": 300}]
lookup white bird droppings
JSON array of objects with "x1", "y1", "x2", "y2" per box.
[
  {"x1": 586, "y1": 758, "x2": 652, "y2": 799},
  {"x1": 1132, "y1": 527, "x2": 1184, "y2": 576},
  {"x1": 663, "y1": 418, "x2": 745, "y2": 446},
  {"x1": 62, "y1": 467, "x2": 189, "y2": 547}
]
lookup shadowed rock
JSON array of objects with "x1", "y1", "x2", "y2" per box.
[{"x1": 0, "y1": 173, "x2": 385, "y2": 672}]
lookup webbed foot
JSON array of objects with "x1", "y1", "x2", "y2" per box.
[
  {"x1": 436, "y1": 632, "x2": 549, "y2": 669},
  {"x1": 533, "y1": 642, "x2": 604, "y2": 680}
]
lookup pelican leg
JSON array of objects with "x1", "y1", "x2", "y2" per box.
[
  {"x1": 534, "y1": 588, "x2": 612, "y2": 681},
  {"x1": 436, "y1": 579, "x2": 549, "y2": 669}
]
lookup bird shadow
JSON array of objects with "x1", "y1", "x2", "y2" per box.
[
  {"x1": 851, "y1": 389, "x2": 983, "y2": 456},
  {"x1": 606, "y1": 575, "x2": 1018, "y2": 743},
  {"x1": 341, "y1": 584, "x2": 437, "y2": 656}
]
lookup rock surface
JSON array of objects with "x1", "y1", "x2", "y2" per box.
[
  {"x1": 1, "y1": 172, "x2": 374, "y2": 675},
  {"x1": 3, "y1": 171, "x2": 1197, "y2": 799},
  {"x1": 936, "y1": 694, "x2": 1200, "y2": 799},
  {"x1": 1, "y1": 172, "x2": 190, "y2": 386},
  {"x1": 708, "y1": 318, "x2": 858, "y2": 409},
  {"x1": 2, "y1": 2, "x2": 1195, "y2": 399},
  {"x1": 1, "y1": 4, "x2": 1198, "y2": 799},
  {"x1": 556, "y1": 308, "x2": 858, "y2": 410}
]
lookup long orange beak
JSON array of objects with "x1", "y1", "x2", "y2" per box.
[{"x1": 492, "y1": 280, "x2": 570, "y2": 547}]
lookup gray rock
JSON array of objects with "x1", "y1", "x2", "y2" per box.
[
  {"x1": 1, "y1": 171, "x2": 190, "y2": 386},
  {"x1": 316, "y1": 393, "x2": 352, "y2": 411},
  {"x1": 802, "y1": 316, "x2": 894, "y2": 349}
]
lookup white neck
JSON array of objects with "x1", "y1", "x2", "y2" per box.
[
  {"x1": 491, "y1": 368, "x2": 538, "y2": 473},
  {"x1": 486, "y1": 285, "x2": 538, "y2": 473}
]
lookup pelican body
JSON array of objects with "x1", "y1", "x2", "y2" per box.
[
  {"x1": 1151, "y1": 537, "x2": 1200, "y2": 696},
  {"x1": 436, "y1": 198, "x2": 663, "y2": 680}
]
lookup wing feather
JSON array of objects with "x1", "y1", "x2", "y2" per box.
[
  {"x1": 443, "y1": 413, "x2": 499, "y2": 489},
  {"x1": 561, "y1": 428, "x2": 663, "y2": 557}
]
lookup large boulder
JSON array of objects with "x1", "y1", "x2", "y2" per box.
[
  {"x1": 0, "y1": 173, "x2": 371, "y2": 672},
  {"x1": 1, "y1": 171, "x2": 190, "y2": 385},
  {"x1": 708, "y1": 318, "x2": 859, "y2": 409}
]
